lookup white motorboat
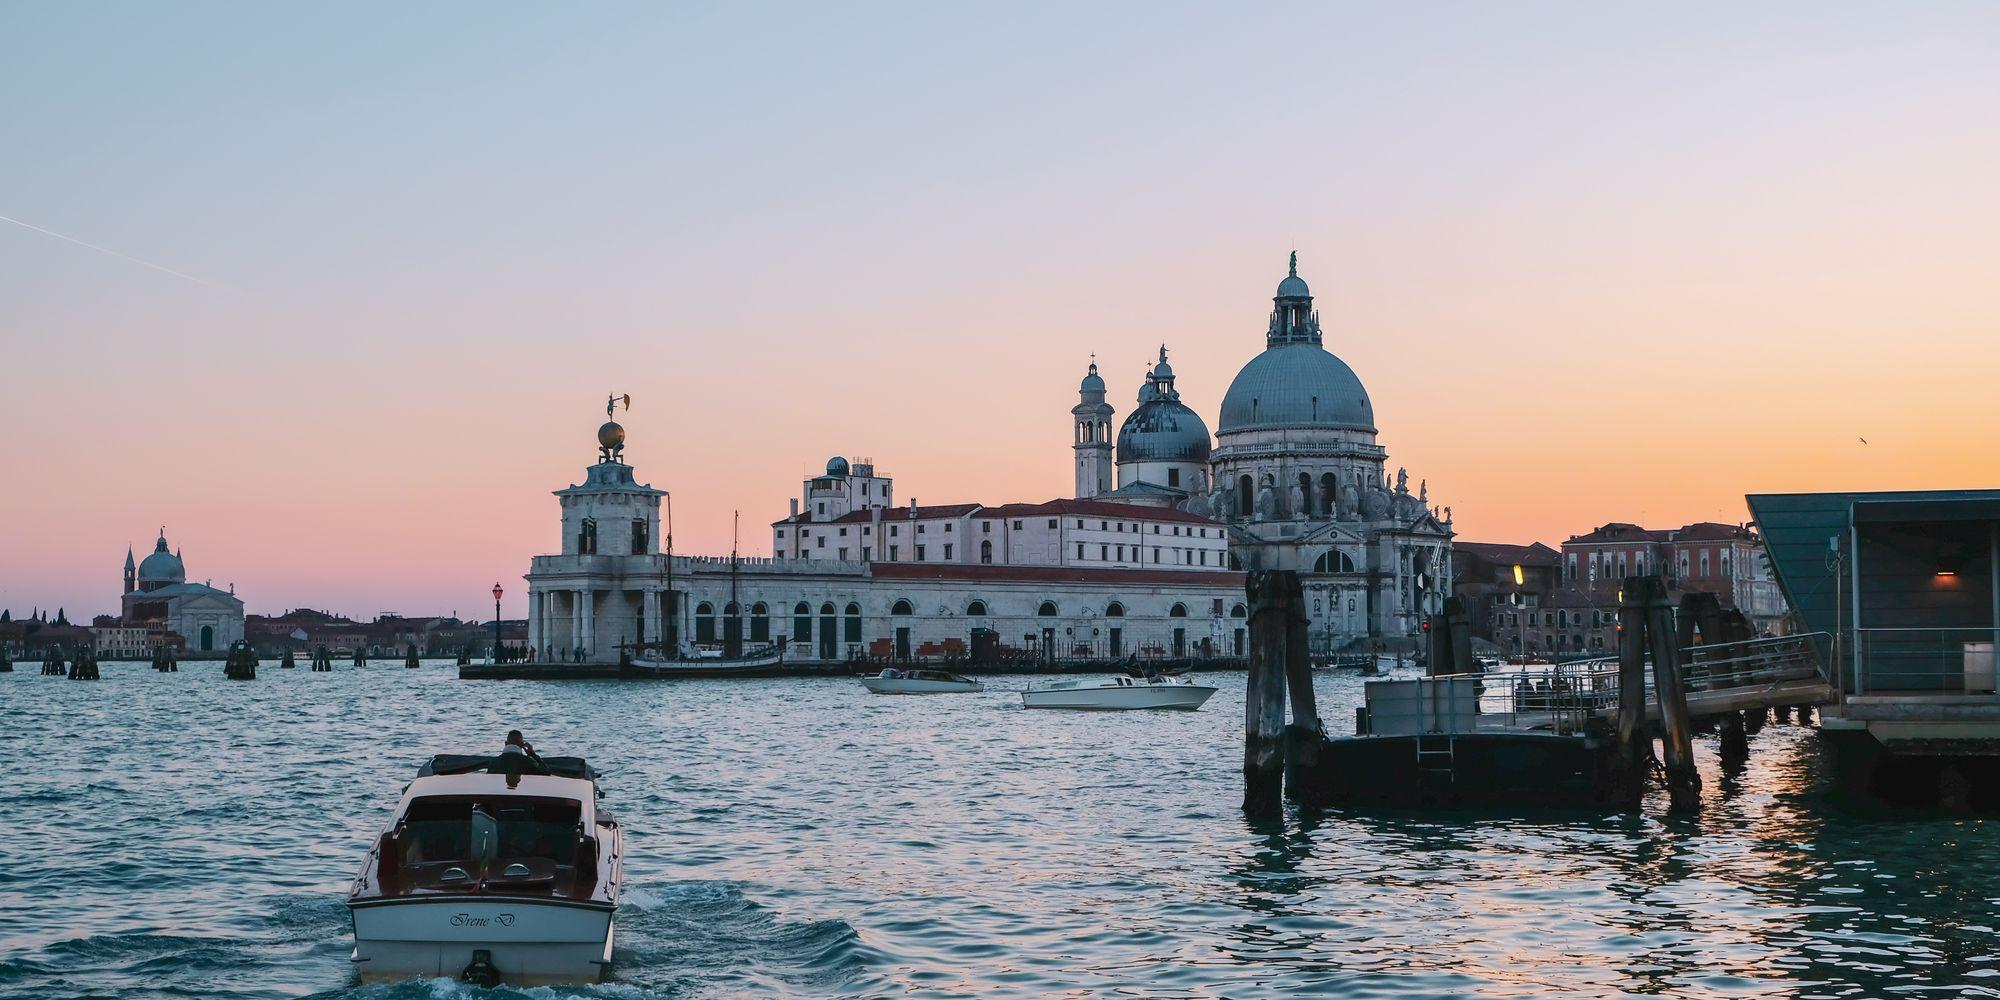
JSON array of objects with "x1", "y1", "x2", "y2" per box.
[
  {"x1": 347, "y1": 753, "x2": 622, "y2": 986},
  {"x1": 859, "y1": 667, "x2": 983, "y2": 694},
  {"x1": 1021, "y1": 675, "x2": 1217, "y2": 711}
]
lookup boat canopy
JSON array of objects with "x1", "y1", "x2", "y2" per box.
[{"x1": 419, "y1": 754, "x2": 597, "y2": 780}]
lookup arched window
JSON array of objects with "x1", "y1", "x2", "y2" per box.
[
  {"x1": 1228, "y1": 553, "x2": 1243, "y2": 571},
  {"x1": 844, "y1": 602, "x2": 862, "y2": 642},
  {"x1": 891, "y1": 599, "x2": 914, "y2": 616},
  {"x1": 1231, "y1": 603, "x2": 1247, "y2": 618},
  {"x1": 695, "y1": 602, "x2": 715, "y2": 643},
  {"x1": 1037, "y1": 601, "x2": 1058, "y2": 617},
  {"x1": 750, "y1": 602, "x2": 769, "y2": 642},
  {"x1": 578, "y1": 517, "x2": 598, "y2": 555},
  {"x1": 1313, "y1": 550, "x2": 1357, "y2": 574},
  {"x1": 1297, "y1": 472, "x2": 1314, "y2": 517},
  {"x1": 1320, "y1": 472, "x2": 1338, "y2": 516},
  {"x1": 1237, "y1": 474, "x2": 1254, "y2": 516},
  {"x1": 979, "y1": 540, "x2": 993, "y2": 564},
  {"x1": 793, "y1": 602, "x2": 811, "y2": 641},
  {"x1": 1105, "y1": 602, "x2": 1125, "y2": 618},
  {"x1": 1169, "y1": 603, "x2": 1188, "y2": 618},
  {"x1": 966, "y1": 600, "x2": 988, "y2": 616}
]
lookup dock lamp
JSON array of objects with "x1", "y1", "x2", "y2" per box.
[{"x1": 491, "y1": 583, "x2": 504, "y2": 663}]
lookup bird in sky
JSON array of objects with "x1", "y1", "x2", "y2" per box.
[{"x1": 1859, "y1": 436, "x2": 1869, "y2": 445}]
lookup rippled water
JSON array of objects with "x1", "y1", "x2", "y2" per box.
[{"x1": 3, "y1": 663, "x2": 1997, "y2": 999}]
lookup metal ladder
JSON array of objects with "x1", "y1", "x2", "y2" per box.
[{"x1": 1416, "y1": 733, "x2": 1456, "y2": 790}]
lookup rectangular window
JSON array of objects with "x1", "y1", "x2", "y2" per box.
[
  {"x1": 943, "y1": 543, "x2": 953, "y2": 560},
  {"x1": 1100, "y1": 544, "x2": 1108, "y2": 559},
  {"x1": 982, "y1": 522, "x2": 991, "y2": 533},
  {"x1": 816, "y1": 537, "x2": 825, "y2": 548},
  {"x1": 917, "y1": 525, "x2": 926, "y2": 534},
  {"x1": 917, "y1": 545, "x2": 927, "y2": 560},
  {"x1": 1014, "y1": 520, "x2": 1024, "y2": 530},
  {"x1": 1153, "y1": 525, "x2": 1160, "y2": 534},
  {"x1": 1200, "y1": 551, "x2": 1207, "y2": 565},
  {"x1": 945, "y1": 523, "x2": 954, "y2": 533},
  {"x1": 1075, "y1": 519, "x2": 1083, "y2": 528},
  {"x1": 838, "y1": 547, "x2": 848, "y2": 559},
  {"x1": 1168, "y1": 468, "x2": 1180, "y2": 487},
  {"x1": 890, "y1": 525, "x2": 899, "y2": 536},
  {"x1": 1117, "y1": 522, "x2": 1125, "y2": 532},
  {"x1": 1152, "y1": 547, "x2": 1160, "y2": 562},
  {"x1": 862, "y1": 546, "x2": 871, "y2": 560},
  {"x1": 862, "y1": 526, "x2": 870, "y2": 535},
  {"x1": 1077, "y1": 543, "x2": 1085, "y2": 559},
  {"x1": 839, "y1": 527, "x2": 848, "y2": 536},
  {"x1": 1116, "y1": 545, "x2": 1124, "y2": 560},
  {"x1": 890, "y1": 545, "x2": 899, "y2": 560},
  {"x1": 1100, "y1": 521, "x2": 1108, "y2": 530}
]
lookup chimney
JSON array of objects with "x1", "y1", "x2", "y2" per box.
[{"x1": 790, "y1": 498, "x2": 799, "y2": 518}]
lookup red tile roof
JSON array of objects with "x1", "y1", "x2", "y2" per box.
[
  {"x1": 1455, "y1": 541, "x2": 1561, "y2": 565},
  {"x1": 1565, "y1": 522, "x2": 1671, "y2": 544},
  {"x1": 1668, "y1": 522, "x2": 1754, "y2": 542},
  {"x1": 979, "y1": 498, "x2": 1216, "y2": 524},
  {"x1": 830, "y1": 503, "x2": 982, "y2": 524},
  {"x1": 869, "y1": 562, "x2": 1237, "y2": 586}
]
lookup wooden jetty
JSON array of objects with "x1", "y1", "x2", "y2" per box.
[{"x1": 1249, "y1": 566, "x2": 1835, "y2": 813}]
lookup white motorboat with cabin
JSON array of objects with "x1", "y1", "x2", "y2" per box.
[
  {"x1": 1021, "y1": 674, "x2": 1217, "y2": 711},
  {"x1": 347, "y1": 753, "x2": 622, "y2": 986},
  {"x1": 859, "y1": 667, "x2": 983, "y2": 694}
]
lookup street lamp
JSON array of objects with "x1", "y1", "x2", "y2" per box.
[{"x1": 491, "y1": 583, "x2": 504, "y2": 664}]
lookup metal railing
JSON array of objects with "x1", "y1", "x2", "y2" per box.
[
  {"x1": 1368, "y1": 632, "x2": 1831, "y2": 736},
  {"x1": 1853, "y1": 627, "x2": 2000, "y2": 697}
]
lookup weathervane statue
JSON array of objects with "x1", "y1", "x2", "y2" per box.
[{"x1": 598, "y1": 393, "x2": 631, "y2": 463}]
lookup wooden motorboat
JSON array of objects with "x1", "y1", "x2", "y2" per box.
[
  {"x1": 347, "y1": 754, "x2": 622, "y2": 986},
  {"x1": 859, "y1": 667, "x2": 983, "y2": 694},
  {"x1": 1021, "y1": 675, "x2": 1217, "y2": 711},
  {"x1": 628, "y1": 642, "x2": 785, "y2": 678}
]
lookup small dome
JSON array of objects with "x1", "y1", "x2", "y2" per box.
[
  {"x1": 1137, "y1": 379, "x2": 1163, "y2": 403},
  {"x1": 597, "y1": 421, "x2": 626, "y2": 453},
  {"x1": 1276, "y1": 273, "x2": 1311, "y2": 299},
  {"x1": 1117, "y1": 395, "x2": 1212, "y2": 465},
  {"x1": 826, "y1": 456, "x2": 850, "y2": 477},
  {"x1": 1079, "y1": 363, "x2": 1105, "y2": 393},
  {"x1": 1218, "y1": 343, "x2": 1374, "y2": 434}
]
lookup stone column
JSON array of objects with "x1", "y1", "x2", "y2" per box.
[
  {"x1": 571, "y1": 591, "x2": 583, "y2": 660},
  {"x1": 582, "y1": 589, "x2": 597, "y2": 661},
  {"x1": 527, "y1": 588, "x2": 542, "y2": 654},
  {"x1": 644, "y1": 589, "x2": 661, "y2": 649}
]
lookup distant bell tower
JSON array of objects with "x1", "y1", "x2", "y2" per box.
[
  {"x1": 123, "y1": 546, "x2": 135, "y2": 594},
  {"x1": 1073, "y1": 360, "x2": 1114, "y2": 498}
]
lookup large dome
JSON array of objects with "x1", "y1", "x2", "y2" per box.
[
  {"x1": 137, "y1": 534, "x2": 185, "y2": 585},
  {"x1": 1217, "y1": 343, "x2": 1375, "y2": 434},
  {"x1": 1117, "y1": 395, "x2": 1211, "y2": 464}
]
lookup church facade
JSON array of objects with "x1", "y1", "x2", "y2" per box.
[
  {"x1": 521, "y1": 256, "x2": 1451, "y2": 662},
  {"x1": 120, "y1": 531, "x2": 245, "y2": 651}
]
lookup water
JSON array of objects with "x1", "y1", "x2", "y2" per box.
[{"x1": 4, "y1": 664, "x2": 1998, "y2": 999}]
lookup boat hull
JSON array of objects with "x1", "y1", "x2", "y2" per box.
[
  {"x1": 860, "y1": 677, "x2": 983, "y2": 694},
  {"x1": 349, "y1": 897, "x2": 614, "y2": 985},
  {"x1": 1021, "y1": 685, "x2": 1216, "y2": 711}
]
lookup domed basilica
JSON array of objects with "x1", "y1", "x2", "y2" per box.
[{"x1": 1076, "y1": 254, "x2": 1455, "y2": 645}]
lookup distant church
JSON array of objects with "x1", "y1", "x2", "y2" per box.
[
  {"x1": 121, "y1": 530, "x2": 244, "y2": 651},
  {"x1": 521, "y1": 255, "x2": 1453, "y2": 661}
]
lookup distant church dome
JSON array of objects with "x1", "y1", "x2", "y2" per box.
[
  {"x1": 137, "y1": 532, "x2": 185, "y2": 586},
  {"x1": 826, "y1": 456, "x2": 850, "y2": 477},
  {"x1": 1079, "y1": 364, "x2": 1105, "y2": 394},
  {"x1": 1217, "y1": 256, "x2": 1375, "y2": 435}
]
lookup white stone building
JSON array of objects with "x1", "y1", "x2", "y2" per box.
[
  {"x1": 120, "y1": 530, "x2": 245, "y2": 651},
  {"x1": 521, "y1": 254, "x2": 1450, "y2": 662}
]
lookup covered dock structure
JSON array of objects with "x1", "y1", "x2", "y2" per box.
[{"x1": 1749, "y1": 489, "x2": 2000, "y2": 807}]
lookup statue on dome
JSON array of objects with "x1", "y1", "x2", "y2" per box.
[
  {"x1": 1289, "y1": 481, "x2": 1307, "y2": 519},
  {"x1": 1419, "y1": 479, "x2": 1428, "y2": 503},
  {"x1": 1254, "y1": 480, "x2": 1278, "y2": 521},
  {"x1": 1395, "y1": 468, "x2": 1409, "y2": 494}
]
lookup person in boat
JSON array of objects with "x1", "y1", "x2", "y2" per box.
[{"x1": 498, "y1": 729, "x2": 550, "y2": 779}]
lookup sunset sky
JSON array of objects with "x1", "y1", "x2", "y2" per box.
[{"x1": 3, "y1": 3, "x2": 1997, "y2": 620}]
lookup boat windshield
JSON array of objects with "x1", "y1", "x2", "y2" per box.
[{"x1": 394, "y1": 796, "x2": 585, "y2": 894}]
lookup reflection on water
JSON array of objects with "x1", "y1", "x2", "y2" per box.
[{"x1": 1, "y1": 665, "x2": 1995, "y2": 998}]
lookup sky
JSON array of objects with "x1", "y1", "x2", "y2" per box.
[{"x1": 3, "y1": 3, "x2": 1997, "y2": 620}]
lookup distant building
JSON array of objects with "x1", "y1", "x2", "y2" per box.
[
  {"x1": 120, "y1": 530, "x2": 244, "y2": 651},
  {"x1": 1562, "y1": 521, "x2": 1787, "y2": 634}
]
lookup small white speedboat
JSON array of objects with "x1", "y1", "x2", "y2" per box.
[
  {"x1": 859, "y1": 667, "x2": 983, "y2": 694},
  {"x1": 1021, "y1": 675, "x2": 1217, "y2": 711},
  {"x1": 347, "y1": 753, "x2": 622, "y2": 986}
]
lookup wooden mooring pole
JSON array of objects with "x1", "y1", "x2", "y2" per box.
[
  {"x1": 1244, "y1": 569, "x2": 1304, "y2": 816},
  {"x1": 1613, "y1": 587, "x2": 1649, "y2": 806},
  {"x1": 1644, "y1": 578, "x2": 1701, "y2": 813}
]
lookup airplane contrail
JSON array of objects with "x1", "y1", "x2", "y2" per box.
[{"x1": 0, "y1": 212, "x2": 231, "y2": 290}]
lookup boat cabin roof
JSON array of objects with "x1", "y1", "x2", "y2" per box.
[{"x1": 394, "y1": 772, "x2": 600, "y2": 826}]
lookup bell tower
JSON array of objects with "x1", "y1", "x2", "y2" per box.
[{"x1": 1072, "y1": 360, "x2": 1114, "y2": 498}]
